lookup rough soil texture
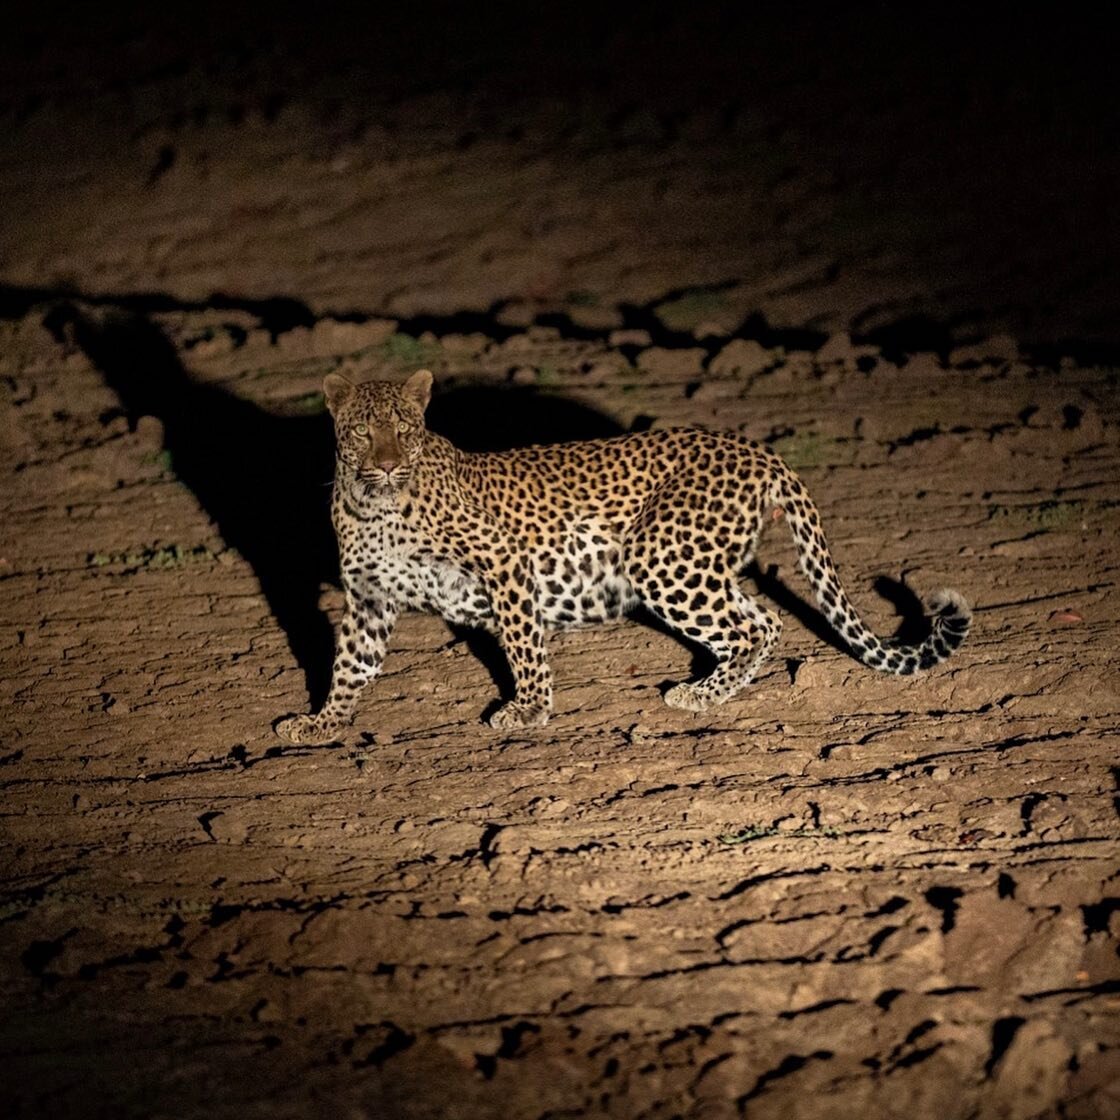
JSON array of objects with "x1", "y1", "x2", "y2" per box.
[{"x1": 2, "y1": 8, "x2": 1119, "y2": 1119}]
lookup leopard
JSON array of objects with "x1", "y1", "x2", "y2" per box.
[{"x1": 276, "y1": 369, "x2": 971, "y2": 741}]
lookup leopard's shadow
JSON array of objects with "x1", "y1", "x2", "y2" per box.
[
  {"x1": 60, "y1": 305, "x2": 626, "y2": 708},
  {"x1": 58, "y1": 306, "x2": 339, "y2": 706}
]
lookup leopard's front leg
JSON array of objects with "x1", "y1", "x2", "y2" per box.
[
  {"x1": 485, "y1": 557, "x2": 553, "y2": 730},
  {"x1": 276, "y1": 594, "x2": 398, "y2": 744}
]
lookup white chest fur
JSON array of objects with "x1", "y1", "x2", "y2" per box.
[{"x1": 338, "y1": 505, "x2": 492, "y2": 626}]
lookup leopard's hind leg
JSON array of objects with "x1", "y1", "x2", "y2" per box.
[
  {"x1": 663, "y1": 584, "x2": 781, "y2": 711},
  {"x1": 626, "y1": 549, "x2": 781, "y2": 711}
]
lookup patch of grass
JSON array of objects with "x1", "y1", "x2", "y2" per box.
[
  {"x1": 15, "y1": 891, "x2": 217, "y2": 917},
  {"x1": 718, "y1": 825, "x2": 841, "y2": 844},
  {"x1": 565, "y1": 289, "x2": 600, "y2": 307},
  {"x1": 140, "y1": 449, "x2": 174, "y2": 471},
  {"x1": 654, "y1": 290, "x2": 732, "y2": 332},
  {"x1": 769, "y1": 432, "x2": 838, "y2": 470},
  {"x1": 88, "y1": 543, "x2": 215, "y2": 572},
  {"x1": 289, "y1": 390, "x2": 327, "y2": 415},
  {"x1": 987, "y1": 499, "x2": 1085, "y2": 529},
  {"x1": 379, "y1": 332, "x2": 443, "y2": 368}
]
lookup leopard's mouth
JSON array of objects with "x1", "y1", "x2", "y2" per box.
[{"x1": 356, "y1": 470, "x2": 408, "y2": 497}]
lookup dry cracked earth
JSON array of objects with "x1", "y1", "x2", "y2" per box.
[{"x1": 1, "y1": 7, "x2": 1119, "y2": 1119}]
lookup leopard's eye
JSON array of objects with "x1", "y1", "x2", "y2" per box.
[
  {"x1": 352, "y1": 423, "x2": 369, "y2": 437},
  {"x1": 397, "y1": 421, "x2": 411, "y2": 434}
]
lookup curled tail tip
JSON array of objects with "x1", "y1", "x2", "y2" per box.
[
  {"x1": 918, "y1": 588, "x2": 972, "y2": 670},
  {"x1": 874, "y1": 588, "x2": 971, "y2": 676},
  {"x1": 928, "y1": 588, "x2": 972, "y2": 625}
]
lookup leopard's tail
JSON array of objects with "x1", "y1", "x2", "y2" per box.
[{"x1": 768, "y1": 464, "x2": 971, "y2": 675}]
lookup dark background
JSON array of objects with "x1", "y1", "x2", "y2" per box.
[{"x1": 2, "y1": 1, "x2": 1119, "y2": 353}]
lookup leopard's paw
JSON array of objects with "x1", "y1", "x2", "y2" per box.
[
  {"x1": 663, "y1": 682, "x2": 712, "y2": 712},
  {"x1": 488, "y1": 700, "x2": 551, "y2": 731},
  {"x1": 275, "y1": 713, "x2": 344, "y2": 744}
]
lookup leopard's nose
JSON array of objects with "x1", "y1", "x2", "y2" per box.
[{"x1": 378, "y1": 457, "x2": 399, "y2": 473}]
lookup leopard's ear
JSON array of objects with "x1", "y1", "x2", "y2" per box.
[
  {"x1": 323, "y1": 372, "x2": 355, "y2": 415},
  {"x1": 402, "y1": 368, "x2": 433, "y2": 413}
]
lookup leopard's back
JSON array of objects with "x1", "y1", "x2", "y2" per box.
[
  {"x1": 445, "y1": 427, "x2": 778, "y2": 629},
  {"x1": 456, "y1": 426, "x2": 773, "y2": 534}
]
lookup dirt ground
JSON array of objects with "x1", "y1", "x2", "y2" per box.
[{"x1": 2, "y1": 7, "x2": 1118, "y2": 1119}]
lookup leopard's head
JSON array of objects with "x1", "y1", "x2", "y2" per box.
[{"x1": 323, "y1": 369, "x2": 433, "y2": 502}]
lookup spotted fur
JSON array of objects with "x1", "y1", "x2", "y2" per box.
[{"x1": 275, "y1": 370, "x2": 971, "y2": 740}]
